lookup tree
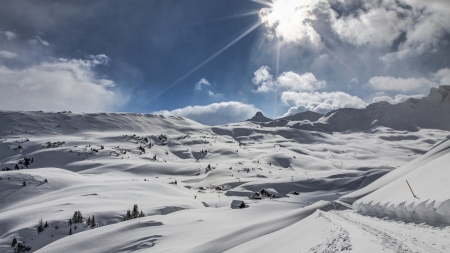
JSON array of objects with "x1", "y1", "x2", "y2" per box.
[
  {"x1": 132, "y1": 204, "x2": 139, "y2": 219},
  {"x1": 68, "y1": 219, "x2": 72, "y2": 226},
  {"x1": 44, "y1": 179, "x2": 48, "y2": 183},
  {"x1": 22, "y1": 181, "x2": 26, "y2": 186},
  {"x1": 37, "y1": 218, "x2": 44, "y2": 233},
  {"x1": 44, "y1": 221, "x2": 49, "y2": 228},
  {"x1": 11, "y1": 237, "x2": 17, "y2": 247},
  {"x1": 71, "y1": 211, "x2": 83, "y2": 224},
  {"x1": 69, "y1": 227, "x2": 72, "y2": 235},
  {"x1": 139, "y1": 211, "x2": 145, "y2": 217},
  {"x1": 15, "y1": 164, "x2": 19, "y2": 170},
  {"x1": 126, "y1": 209, "x2": 131, "y2": 220},
  {"x1": 86, "y1": 217, "x2": 91, "y2": 226},
  {"x1": 90, "y1": 215, "x2": 96, "y2": 228}
]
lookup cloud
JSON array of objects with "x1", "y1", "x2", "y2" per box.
[
  {"x1": 372, "y1": 93, "x2": 425, "y2": 104},
  {"x1": 195, "y1": 78, "x2": 211, "y2": 91},
  {"x1": 277, "y1": 71, "x2": 327, "y2": 91},
  {"x1": 155, "y1": 101, "x2": 260, "y2": 125},
  {"x1": 331, "y1": 4, "x2": 412, "y2": 47},
  {"x1": 3, "y1": 31, "x2": 17, "y2": 40},
  {"x1": 252, "y1": 66, "x2": 326, "y2": 93},
  {"x1": 433, "y1": 68, "x2": 450, "y2": 85},
  {"x1": 0, "y1": 50, "x2": 18, "y2": 59},
  {"x1": 367, "y1": 76, "x2": 435, "y2": 92},
  {"x1": 281, "y1": 91, "x2": 367, "y2": 115},
  {"x1": 0, "y1": 55, "x2": 127, "y2": 112},
  {"x1": 259, "y1": 0, "x2": 326, "y2": 48},
  {"x1": 252, "y1": 66, "x2": 275, "y2": 93}
]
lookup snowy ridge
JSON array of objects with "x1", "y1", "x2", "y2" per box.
[
  {"x1": 351, "y1": 137, "x2": 450, "y2": 225},
  {"x1": 253, "y1": 85, "x2": 450, "y2": 132}
]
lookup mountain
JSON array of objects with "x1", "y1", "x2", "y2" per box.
[
  {"x1": 255, "y1": 85, "x2": 450, "y2": 132},
  {"x1": 246, "y1": 111, "x2": 272, "y2": 123}
]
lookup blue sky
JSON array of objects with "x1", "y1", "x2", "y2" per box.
[{"x1": 0, "y1": 0, "x2": 449, "y2": 125}]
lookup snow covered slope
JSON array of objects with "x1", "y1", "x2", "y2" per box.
[
  {"x1": 351, "y1": 137, "x2": 450, "y2": 225},
  {"x1": 255, "y1": 85, "x2": 450, "y2": 132},
  {"x1": 0, "y1": 110, "x2": 449, "y2": 252}
]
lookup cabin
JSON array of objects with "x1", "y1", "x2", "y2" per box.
[
  {"x1": 250, "y1": 192, "x2": 262, "y2": 199},
  {"x1": 215, "y1": 186, "x2": 224, "y2": 191},
  {"x1": 231, "y1": 200, "x2": 246, "y2": 209},
  {"x1": 260, "y1": 188, "x2": 280, "y2": 198},
  {"x1": 198, "y1": 186, "x2": 207, "y2": 191}
]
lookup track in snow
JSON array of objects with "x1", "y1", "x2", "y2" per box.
[{"x1": 321, "y1": 210, "x2": 450, "y2": 253}]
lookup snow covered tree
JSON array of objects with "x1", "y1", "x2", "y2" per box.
[
  {"x1": 22, "y1": 181, "x2": 26, "y2": 186},
  {"x1": 139, "y1": 211, "x2": 145, "y2": 217},
  {"x1": 86, "y1": 217, "x2": 91, "y2": 226},
  {"x1": 68, "y1": 219, "x2": 72, "y2": 226},
  {"x1": 11, "y1": 237, "x2": 17, "y2": 247},
  {"x1": 44, "y1": 221, "x2": 49, "y2": 228},
  {"x1": 14, "y1": 243, "x2": 31, "y2": 252}
]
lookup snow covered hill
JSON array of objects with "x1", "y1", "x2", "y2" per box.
[
  {"x1": 0, "y1": 110, "x2": 449, "y2": 252},
  {"x1": 251, "y1": 85, "x2": 450, "y2": 132}
]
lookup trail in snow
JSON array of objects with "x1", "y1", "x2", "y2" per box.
[{"x1": 324, "y1": 210, "x2": 450, "y2": 253}]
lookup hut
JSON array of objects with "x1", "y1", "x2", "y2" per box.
[
  {"x1": 231, "y1": 200, "x2": 246, "y2": 209},
  {"x1": 215, "y1": 186, "x2": 224, "y2": 191},
  {"x1": 250, "y1": 192, "x2": 262, "y2": 199}
]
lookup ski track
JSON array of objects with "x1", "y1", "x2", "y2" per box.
[{"x1": 323, "y1": 210, "x2": 450, "y2": 253}]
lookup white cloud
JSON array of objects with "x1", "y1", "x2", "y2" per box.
[
  {"x1": 277, "y1": 71, "x2": 327, "y2": 91},
  {"x1": 0, "y1": 55, "x2": 127, "y2": 112},
  {"x1": 281, "y1": 91, "x2": 367, "y2": 115},
  {"x1": 433, "y1": 68, "x2": 450, "y2": 85},
  {"x1": 3, "y1": 31, "x2": 17, "y2": 40},
  {"x1": 367, "y1": 76, "x2": 435, "y2": 92},
  {"x1": 155, "y1": 101, "x2": 260, "y2": 125},
  {"x1": 0, "y1": 51, "x2": 18, "y2": 59},
  {"x1": 195, "y1": 78, "x2": 211, "y2": 91},
  {"x1": 208, "y1": 90, "x2": 224, "y2": 97},
  {"x1": 259, "y1": 0, "x2": 327, "y2": 48},
  {"x1": 252, "y1": 66, "x2": 326, "y2": 93},
  {"x1": 252, "y1": 66, "x2": 275, "y2": 93},
  {"x1": 33, "y1": 36, "x2": 50, "y2": 46},
  {"x1": 331, "y1": 5, "x2": 412, "y2": 47},
  {"x1": 372, "y1": 93, "x2": 424, "y2": 104}
]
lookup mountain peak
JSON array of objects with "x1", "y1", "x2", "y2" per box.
[{"x1": 246, "y1": 111, "x2": 272, "y2": 123}]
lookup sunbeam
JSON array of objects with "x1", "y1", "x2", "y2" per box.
[
  {"x1": 143, "y1": 21, "x2": 262, "y2": 106},
  {"x1": 249, "y1": 0, "x2": 273, "y2": 7}
]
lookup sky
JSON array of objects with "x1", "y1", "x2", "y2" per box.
[{"x1": 0, "y1": 0, "x2": 449, "y2": 125}]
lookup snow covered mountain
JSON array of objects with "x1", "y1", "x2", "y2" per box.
[
  {"x1": 1, "y1": 105, "x2": 450, "y2": 252},
  {"x1": 252, "y1": 85, "x2": 450, "y2": 132}
]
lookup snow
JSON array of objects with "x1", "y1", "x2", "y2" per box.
[
  {"x1": 351, "y1": 137, "x2": 450, "y2": 225},
  {"x1": 0, "y1": 97, "x2": 450, "y2": 252}
]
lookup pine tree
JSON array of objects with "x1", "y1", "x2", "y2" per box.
[
  {"x1": 126, "y1": 209, "x2": 131, "y2": 220},
  {"x1": 15, "y1": 164, "x2": 19, "y2": 170},
  {"x1": 37, "y1": 218, "x2": 44, "y2": 233},
  {"x1": 132, "y1": 204, "x2": 139, "y2": 219},
  {"x1": 68, "y1": 219, "x2": 72, "y2": 226},
  {"x1": 22, "y1": 181, "x2": 26, "y2": 186},
  {"x1": 90, "y1": 215, "x2": 96, "y2": 228},
  {"x1": 44, "y1": 221, "x2": 49, "y2": 228},
  {"x1": 86, "y1": 217, "x2": 91, "y2": 226},
  {"x1": 69, "y1": 228, "x2": 72, "y2": 235},
  {"x1": 11, "y1": 237, "x2": 17, "y2": 247},
  {"x1": 44, "y1": 179, "x2": 48, "y2": 183},
  {"x1": 139, "y1": 210, "x2": 145, "y2": 217}
]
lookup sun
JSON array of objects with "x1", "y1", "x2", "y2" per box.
[{"x1": 259, "y1": 0, "x2": 319, "y2": 44}]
